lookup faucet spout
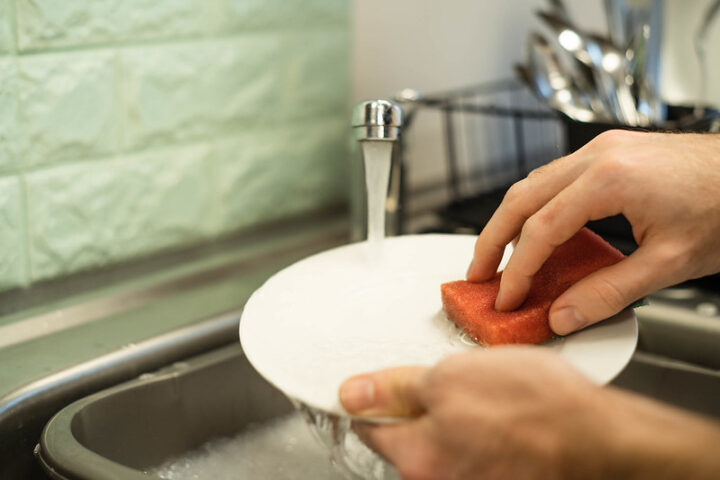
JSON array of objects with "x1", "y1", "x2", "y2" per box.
[
  {"x1": 352, "y1": 99, "x2": 402, "y2": 141},
  {"x1": 350, "y1": 99, "x2": 404, "y2": 251}
]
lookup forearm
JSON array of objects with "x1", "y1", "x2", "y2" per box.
[{"x1": 592, "y1": 388, "x2": 720, "y2": 480}]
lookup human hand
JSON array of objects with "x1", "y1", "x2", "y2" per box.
[
  {"x1": 466, "y1": 130, "x2": 720, "y2": 335},
  {"x1": 339, "y1": 348, "x2": 720, "y2": 480}
]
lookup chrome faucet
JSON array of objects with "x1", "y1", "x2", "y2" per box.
[
  {"x1": 350, "y1": 100, "x2": 403, "y2": 241},
  {"x1": 352, "y1": 99, "x2": 402, "y2": 141}
]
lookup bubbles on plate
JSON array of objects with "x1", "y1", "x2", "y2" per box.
[{"x1": 431, "y1": 309, "x2": 483, "y2": 348}]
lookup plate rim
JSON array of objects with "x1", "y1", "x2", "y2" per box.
[{"x1": 240, "y1": 233, "x2": 638, "y2": 416}]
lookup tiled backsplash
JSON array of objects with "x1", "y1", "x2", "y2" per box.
[{"x1": 0, "y1": 0, "x2": 350, "y2": 291}]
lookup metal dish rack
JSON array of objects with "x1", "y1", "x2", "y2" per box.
[
  {"x1": 395, "y1": 79, "x2": 562, "y2": 234},
  {"x1": 393, "y1": 78, "x2": 719, "y2": 236}
]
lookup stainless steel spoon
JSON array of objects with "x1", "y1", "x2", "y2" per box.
[
  {"x1": 524, "y1": 33, "x2": 610, "y2": 123},
  {"x1": 694, "y1": 0, "x2": 720, "y2": 118},
  {"x1": 547, "y1": 0, "x2": 572, "y2": 23},
  {"x1": 537, "y1": 11, "x2": 642, "y2": 125}
]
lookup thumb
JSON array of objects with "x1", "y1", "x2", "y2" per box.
[
  {"x1": 549, "y1": 247, "x2": 667, "y2": 335},
  {"x1": 339, "y1": 366, "x2": 428, "y2": 418}
]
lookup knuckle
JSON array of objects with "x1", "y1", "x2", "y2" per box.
[
  {"x1": 504, "y1": 180, "x2": 528, "y2": 207},
  {"x1": 654, "y1": 241, "x2": 693, "y2": 275},
  {"x1": 526, "y1": 165, "x2": 546, "y2": 180},
  {"x1": 586, "y1": 155, "x2": 636, "y2": 191},
  {"x1": 593, "y1": 129, "x2": 631, "y2": 147},
  {"x1": 533, "y1": 208, "x2": 558, "y2": 231},
  {"x1": 588, "y1": 276, "x2": 628, "y2": 311},
  {"x1": 594, "y1": 154, "x2": 629, "y2": 175},
  {"x1": 520, "y1": 215, "x2": 546, "y2": 243}
]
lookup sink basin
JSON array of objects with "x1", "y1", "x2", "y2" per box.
[
  {"x1": 36, "y1": 333, "x2": 720, "y2": 479},
  {"x1": 36, "y1": 345, "x2": 341, "y2": 480},
  {"x1": 612, "y1": 350, "x2": 720, "y2": 419}
]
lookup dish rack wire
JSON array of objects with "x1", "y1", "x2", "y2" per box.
[
  {"x1": 394, "y1": 78, "x2": 562, "y2": 233},
  {"x1": 392, "y1": 78, "x2": 720, "y2": 234}
]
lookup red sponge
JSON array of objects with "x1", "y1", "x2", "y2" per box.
[{"x1": 441, "y1": 227, "x2": 625, "y2": 346}]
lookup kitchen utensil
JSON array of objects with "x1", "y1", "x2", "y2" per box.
[
  {"x1": 537, "y1": 11, "x2": 642, "y2": 125},
  {"x1": 536, "y1": 22, "x2": 614, "y2": 119},
  {"x1": 516, "y1": 62, "x2": 599, "y2": 122},
  {"x1": 640, "y1": 0, "x2": 664, "y2": 123},
  {"x1": 536, "y1": 2, "x2": 613, "y2": 119},
  {"x1": 547, "y1": 0, "x2": 572, "y2": 22},
  {"x1": 604, "y1": 0, "x2": 658, "y2": 48},
  {"x1": 694, "y1": 0, "x2": 720, "y2": 118},
  {"x1": 239, "y1": 234, "x2": 638, "y2": 416},
  {"x1": 587, "y1": 32, "x2": 643, "y2": 125},
  {"x1": 627, "y1": 24, "x2": 653, "y2": 125},
  {"x1": 604, "y1": 0, "x2": 631, "y2": 48},
  {"x1": 604, "y1": 0, "x2": 664, "y2": 124},
  {"x1": 525, "y1": 33, "x2": 610, "y2": 123}
]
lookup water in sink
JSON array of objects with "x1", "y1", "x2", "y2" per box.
[
  {"x1": 147, "y1": 412, "x2": 341, "y2": 480},
  {"x1": 295, "y1": 402, "x2": 400, "y2": 480}
]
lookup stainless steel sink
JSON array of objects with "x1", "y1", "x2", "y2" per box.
[
  {"x1": 11, "y1": 299, "x2": 720, "y2": 479},
  {"x1": 36, "y1": 344, "x2": 341, "y2": 479},
  {"x1": 612, "y1": 351, "x2": 720, "y2": 419},
  {"x1": 35, "y1": 340, "x2": 720, "y2": 479}
]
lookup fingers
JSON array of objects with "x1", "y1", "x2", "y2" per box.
[
  {"x1": 549, "y1": 246, "x2": 671, "y2": 334},
  {"x1": 467, "y1": 154, "x2": 588, "y2": 282},
  {"x1": 355, "y1": 419, "x2": 451, "y2": 479},
  {"x1": 353, "y1": 419, "x2": 431, "y2": 467},
  {"x1": 495, "y1": 173, "x2": 623, "y2": 311},
  {"x1": 339, "y1": 366, "x2": 429, "y2": 418}
]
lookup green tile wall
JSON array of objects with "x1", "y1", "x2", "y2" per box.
[
  {"x1": 16, "y1": 1, "x2": 209, "y2": 51},
  {"x1": 0, "y1": 0, "x2": 350, "y2": 292},
  {"x1": 0, "y1": 0, "x2": 11, "y2": 53},
  {"x1": 0, "y1": 57, "x2": 18, "y2": 174},
  {"x1": 0, "y1": 176, "x2": 25, "y2": 289},
  {"x1": 18, "y1": 50, "x2": 123, "y2": 167}
]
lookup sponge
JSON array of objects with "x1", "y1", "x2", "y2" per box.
[{"x1": 441, "y1": 228, "x2": 625, "y2": 346}]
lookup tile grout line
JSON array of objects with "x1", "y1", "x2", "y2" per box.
[
  {"x1": 7, "y1": 0, "x2": 26, "y2": 286},
  {"x1": 17, "y1": 173, "x2": 32, "y2": 287},
  {"x1": 7, "y1": 0, "x2": 18, "y2": 55},
  {"x1": 205, "y1": 132, "x2": 223, "y2": 239},
  {"x1": 116, "y1": 43, "x2": 127, "y2": 157},
  {"x1": 12, "y1": 24, "x2": 349, "y2": 57},
  {"x1": 0, "y1": 2, "x2": 352, "y2": 293},
  {"x1": 0, "y1": 112, "x2": 349, "y2": 179}
]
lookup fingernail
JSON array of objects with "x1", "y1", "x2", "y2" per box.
[
  {"x1": 494, "y1": 290, "x2": 504, "y2": 311},
  {"x1": 551, "y1": 307, "x2": 587, "y2": 335},
  {"x1": 339, "y1": 378, "x2": 375, "y2": 413}
]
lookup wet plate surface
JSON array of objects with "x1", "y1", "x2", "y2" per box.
[{"x1": 240, "y1": 234, "x2": 637, "y2": 416}]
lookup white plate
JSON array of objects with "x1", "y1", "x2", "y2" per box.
[{"x1": 239, "y1": 234, "x2": 637, "y2": 416}]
